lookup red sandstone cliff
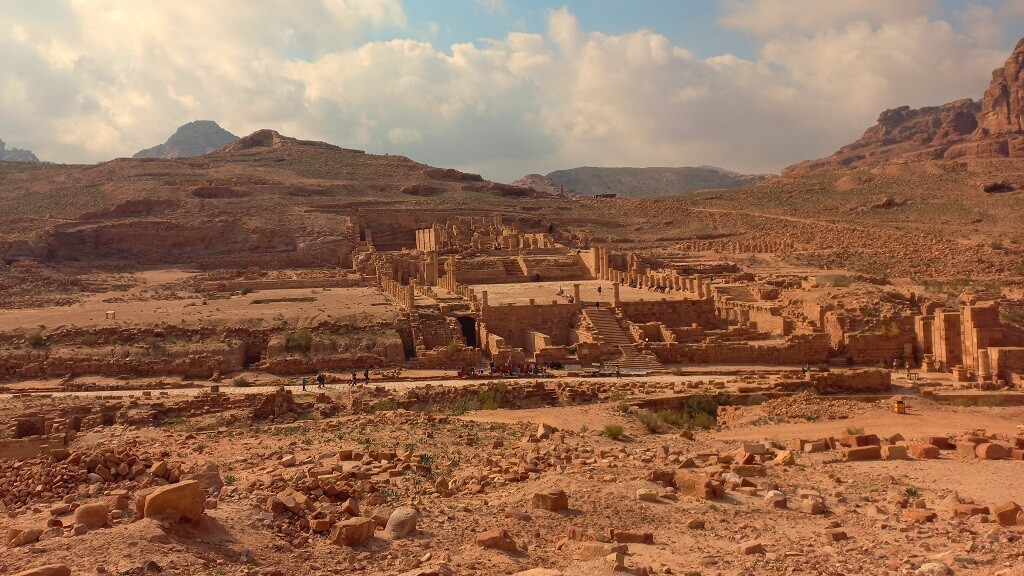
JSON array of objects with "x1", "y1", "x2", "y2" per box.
[{"x1": 784, "y1": 37, "x2": 1024, "y2": 176}]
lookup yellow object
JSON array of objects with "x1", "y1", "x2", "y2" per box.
[{"x1": 892, "y1": 399, "x2": 906, "y2": 414}]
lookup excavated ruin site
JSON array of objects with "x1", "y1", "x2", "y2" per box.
[{"x1": 4, "y1": 35, "x2": 1024, "y2": 576}]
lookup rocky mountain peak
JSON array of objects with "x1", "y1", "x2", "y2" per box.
[{"x1": 133, "y1": 120, "x2": 239, "y2": 159}]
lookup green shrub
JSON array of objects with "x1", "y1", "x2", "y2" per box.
[
  {"x1": 373, "y1": 398, "x2": 399, "y2": 412},
  {"x1": 26, "y1": 332, "x2": 44, "y2": 347},
  {"x1": 990, "y1": 239, "x2": 1004, "y2": 250},
  {"x1": 445, "y1": 340, "x2": 461, "y2": 357},
  {"x1": 285, "y1": 329, "x2": 313, "y2": 354},
  {"x1": 634, "y1": 410, "x2": 666, "y2": 433},
  {"x1": 82, "y1": 334, "x2": 99, "y2": 347},
  {"x1": 232, "y1": 376, "x2": 252, "y2": 387},
  {"x1": 240, "y1": 286, "x2": 254, "y2": 295},
  {"x1": 904, "y1": 486, "x2": 920, "y2": 497},
  {"x1": 478, "y1": 382, "x2": 507, "y2": 410},
  {"x1": 603, "y1": 424, "x2": 624, "y2": 440}
]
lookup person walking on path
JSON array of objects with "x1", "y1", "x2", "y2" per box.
[
  {"x1": 316, "y1": 372, "x2": 326, "y2": 389},
  {"x1": 300, "y1": 376, "x2": 307, "y2": 392},
  {"x1": 350, "y1": 372, "x2": 357, "y2": 387},
  {"x1": 363, "y1": 368, "x2": 370, "y2": 385}
]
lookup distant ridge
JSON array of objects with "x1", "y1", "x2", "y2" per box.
[
  {"x1": 0, "y1": 139, "x2": 39, "y2": 163},
  {"x1": 133, "y1": 120, "x2": 239, "y2": 159},
  {"x1": 513, "y1": 166, "x2": 769, "y2": 198}
]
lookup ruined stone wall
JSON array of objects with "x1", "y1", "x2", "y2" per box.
[
  {"x1": 647, "y1": 333, "x2": 830, "y2": 365},
  {"x1": 989, "y1": 347, "x2": 1024, "y2": 383},
  {"x1": 746, "y1": 308, "x2": 791, "y2": 335},
  {"x1": 200, "y1": 277, "x2": 361, "y2": 293},
  {"x1": 932, "y1": 310, "x2": 964, "y2": 369},
  {"x1": 618, "y1": 299, "x2": 719, "y2": 328},
  {"x1": 520, "y1": 254, "x2": 593, "y2": 281},
  {"x1": 0, "y1": 342, "x2": 245, "y2": 380},
  {"x1": 842, "y1": 332, "x2": 908, "y2": 364},
  {"x1": 480, "y1": 303, "x2": 578, "y2": 350}
]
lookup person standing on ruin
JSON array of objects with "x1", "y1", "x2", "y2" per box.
[
  {"x1": 351, "y1": 372, "x2": 357, "y2": 387},
  {"x1": 364, "y1": 368, "x2": 370, "y2": 385},
  {"x1": 301, "y1": 376, "x2": 307, "y2": 392}
]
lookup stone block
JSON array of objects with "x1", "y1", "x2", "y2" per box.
[
  {"x1": 993, "y1": 501, "x2": 1021, "y2": 527},
  {"x1": 803, "y1": 441, "x2": 829, "y2": 453},
  {"x1": 909, "y1": 444, "x2": 940, "y2": 459},
  {"x1": 636, "y1": 489, "x2": 659, "y2": 502},
  {"x1": 800, "y1": 499, "x2": 825, "y2": 515},
  {"x1": 955, "y1": 442, "x2": 978, "y2": 458},
  {"x1": 903, "y1": 509, "x2": 937, "y2": 522},
  {"x1": 674, "y1": 472, "x2": 715, "y2": 500},
  {"x1": 143, "y1": 480, "x2": 205, "y2": 522},
  {"x1": 730, "y1": 464, "x2": 767, "y2": 477},
  {"x1": 924, "y1": 436, "x2": 953, "y2": 450},
  {"x1": 823, "y1": 529, "x2": 848, "y2": 542},
  {"x1": 841, "y1": 446, "x2": 881, "y2": 461},
  {"x1": 611, "y1": 529, "x2": 652, "y2": 544},
  {"x1": 953, "y1": 504, "x2": 989, "y2": 518},
  {"x1": 7, "y1": 527, "x2": 42, "y2": 547},
  {"x1": 578, "y1": 543, "x2": 628, "y2": 561},
  {"x1": 475, "y1": 529, "x2": 517, "y2": 552},
  {"x1": 330, "y1": 517, "x2": 377, "y2": 547},
  {"x1": 532, "y1": 488, "x2": 569, "y2": 510},
  {"x1": 881, "y1": 445, "x2": 908, "y2": 460}
]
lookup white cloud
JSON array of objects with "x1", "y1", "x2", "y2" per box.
[
  {"x1": 719, "y1": 0, "x2": 937, "y2": 36},
  {"x1": 0, "y1": 1, "x2": 1018, "y2": 181}
]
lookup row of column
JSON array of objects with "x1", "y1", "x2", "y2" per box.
[{"x1": 379, "y1": 277, "x2": 416, "y2": 310}]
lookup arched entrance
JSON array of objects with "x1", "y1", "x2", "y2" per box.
[{"x1": 456, "y1": 316, "x2": 478, "y2": 347}]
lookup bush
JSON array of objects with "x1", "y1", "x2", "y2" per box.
[
  {"x1": 603, "y1": 424, "x2": 624, "y2": 440},
  {"x1": 990, "y1": 239, "x2": 1004, "y2": 250},
  {"x1": 82, "y1": 334, "x2": 99, "y2": 347},
  {"x1": 26, "y1": 331, "x2": 44, "y2": 347},
  {"x1": 634, "y1": 410, "x2": 666, "y2": 434},
  {"x1": 240, "y1": 286, "x2": 254, "y2": 295},
  {"x1": 845, "y1": 426, "x2": 865, "y2": 435},
  {"x1": 233, "y1": 376, "x2": 252, "y2": 387},
  {"x1": 445, "y1": 340, "x2": 461, "y2": 357},
  {"x1": 478, "y1": 382, "x2": 507, "y2": 410},
  {"x1": 285, "y1": 329, "x2": 313, "y2": 354}
]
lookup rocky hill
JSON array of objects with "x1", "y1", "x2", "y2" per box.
[
  {"x1": 0, "y1": 139, "x2": 39, "y2": 163},
  {"x1": 785, "y1": 37, "x2": 1024, "y2": 176},
  {"x1": 515, "y1": 166, "x2": 768, "y2": 198},
  {"x1": 0, "y1": 129, "x2": 549, "y2": 268},
  {"x1": 132, "y1": 120, "x2": 239, "y2": 159}
]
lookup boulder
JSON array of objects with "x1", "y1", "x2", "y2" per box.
[
  {"x1": 142, "y1": 480, "x2": 205, "y2": 522},
  {"x1": 993, "y1": 501, "x2": 1022, "y2": 527},
  {"x1": 383, "y1": 507, "x2": 419, "y2": 539},
  {"x1": 73, "y1": 502, "x2": 110, "y2": 528},
  {"x1": 7, "y1": 527, "x2": 43, "y2": 547}
]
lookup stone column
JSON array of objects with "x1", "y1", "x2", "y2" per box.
[
  {"x1": 481, "y1": 290, "x2": 488, "y2": 307},
  {"x1": 573, "y1": 283, "x2": 581, "y2": 306},
  {"x1": 613, "y1": 282, "x2": 621, "y2": 308},
  {"x1": 978, "y1": 349, "x2": 992, "y2": 381}
]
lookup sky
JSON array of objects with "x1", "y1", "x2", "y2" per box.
[{"x1": 2, "y1": 1, "x2": 1024, "y2": 182}]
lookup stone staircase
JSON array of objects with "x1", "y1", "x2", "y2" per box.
[
  {"x1": 581, "y1": 307, "x2": 664, "y2": 371},
  {"x1": 500, "y1": 258, "x2": 528, "y2": 282},
  {"x1": 607, "y1": 345, "x2": 665, "y2": 372},
  {"x1": 582, "y1": 307, "x2": 634, "y2": 346}
]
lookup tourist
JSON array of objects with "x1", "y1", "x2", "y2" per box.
[
  {"x1": 364, "y1": 368, "x2": 370, "y2": 385},
  {"x1": 615, "y1": 367, "x2": 621, "y2": 379},
  {"x1": 300, "y1": 376, "x2": 307, "y2": 392},
  {"x1": 350, "y1": 372, "x2": 357, "y2": 387},
  {"x1": 597, "y1": 286, "x2": 602, "y2": 295},
  {"x1": 892, "y1": 358, "x2": 899, "y2": 372},
  {"x1": 316, "y1": 372, "x2": 326, "y2": 389}
]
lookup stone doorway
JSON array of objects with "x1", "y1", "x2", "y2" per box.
[{"x1": 457, "y1": 316, "x2": 478, "y2": 347}]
